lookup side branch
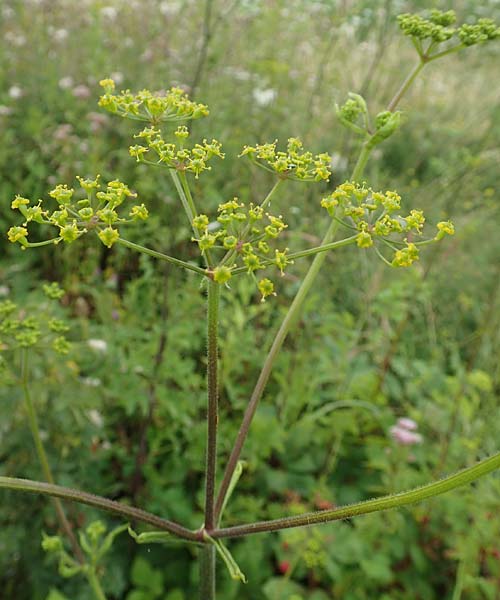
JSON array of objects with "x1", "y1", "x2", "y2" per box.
[
  {"x1": 0, "y1": 476, "x2": 199, "y2": 541},
  {"x1": 211, "y1": 451, "x2": 500, "y2": 539}
]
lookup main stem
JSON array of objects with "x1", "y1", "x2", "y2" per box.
[
  {"x1": 20, "y1": 350, "x2": 84, "y2": 563},
  {"x1": 205, "y1": 280, "x2": 220, "y2": 530},
  {"x1": 199, "y1": 545, "x2": 216, "y2": 600},
  {"x1": 201, "y1": 280, "x2": 220, "y2": 600}
]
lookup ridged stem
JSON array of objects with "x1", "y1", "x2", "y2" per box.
[
  {"x1": 0, "y1": 476, "x2": 199, "y2": 540},
  {"x1": 211, "y1": 452, "x2": 500, "y2": 538},
  {"x1": 199, "y1": 545, "x2": 216, "y2": 600},
  {"x1": 205, "y1": 280, "x2": 220, "y2": 531}
]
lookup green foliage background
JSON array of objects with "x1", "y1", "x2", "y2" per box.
[{"x1": 1, "y1": 0, "x2": 499, "y2": 598}]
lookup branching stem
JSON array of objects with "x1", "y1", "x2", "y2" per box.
[
  {"x1": 212, "y1": 452, "x2": 500, "y2": 538},
  {"x1": 0, "y1": 476, "x2": 199, "y2": 540}
]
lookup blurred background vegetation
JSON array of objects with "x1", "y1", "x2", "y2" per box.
[{"x1": 1, "y1": 0, "x2": 499, "y2": 598}]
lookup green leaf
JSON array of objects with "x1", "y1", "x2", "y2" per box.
[
  {"x1": 46, "y1": 590, "x2": 70, "y2": 600},
  {"x1": 262, "y1": 577, "x2": 304, "y2": 599},
  {"x1": 130, "y1": 556, "x2": 164, "y2": 595},
  {"x1": 218, "y1": 460, "x2": 246, "y2": 524},
  {"x1": 203, "y1": 534, "x2": 247, "y2": 583},
  {"x1": 128, "y1": 525, "x2": 202, "y2": 546},
  {"x1": 96, "y1": 522, "x2": 128, "y2": 560}
]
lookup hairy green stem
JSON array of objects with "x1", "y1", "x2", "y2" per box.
[
  {"x1": 205, "y1": 280, "x2": 220, "y2": 531},
  {"x1": 350, "y1": 141, "x2": 374, "y2": 182},
  {"x1": 169, "y1": 170, "x2": 196, "y2": 231},
  {"x1": 0, "y1": 476, "x2": 199, "y2": 540},
  {"x1": 169, "y1": 170, "x2": 214, "y2": 268},
  {"x1": 387, "y1": 60, "x2": 425, "y2": 112},
  {"x1": 231, "y1": 235, "x2": 358, "y2": 275},
  {"x1": 86, "y1": 568, "x2": 107, "y2": 600},
  {"x1": 117, "y1": 238, "x2": 207, "y2": 277},
  {"x1": 427, "y1": 44, "x2": 464, "y2": 62},
  {"x1": 20, "y1": 351, "x2": 84, "y2": 563},
  {"x1": 199, "y1": 545, "x2": 216, "y2": 600},
  {"x1": 211, "y1": 452, "x2": 500, "y2": 538}
]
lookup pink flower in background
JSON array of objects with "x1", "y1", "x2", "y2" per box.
[
  {"x1": 390, "y1": 417, "x2": 422, "y2": 446},
  {"x1": 73, "y1": 84, "x2": 91, "y2": 99},
  {"x1": 396, "y1": 417, "x2": 418, "y2": 431}
]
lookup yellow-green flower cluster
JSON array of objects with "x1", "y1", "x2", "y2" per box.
[
  {"x1": 239, "y1": 137, "x2": 331, "y2": 182},
  {"x1": 398, "y1": 10, "x2": 499, "y2": 46},
  {"x1": 8, "y1": 177, "x2": 148, "y2": 250},
  {"x1": 129, "y1": 126, "x2": 224, "y2": 178},
  {"x1": 0, "y1": 284, "x2": 71, "y2": 356},
  {"x1": 98, "y1": 79, "x2": 209, "y2": 123},
  {"x1": 192, "y1": 198, "x2": 292, "y2": 300},
  {"x1": 321, "y1": 181, "x2": 454, "y2": 268}
]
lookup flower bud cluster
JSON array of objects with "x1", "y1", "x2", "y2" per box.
[
  {"x1": 8, "y1": 176, "x2": 147, "y2": 249},
  {"x1": 130, "y1": 125, "x2": 224, "y2": 178},
  {"x1": 239, "y1": 137, "x2": 331, "y2": 182},
  {"x1": 398, "y1": 10, "x2": 499, "y2": 46},
  {"x1": 98, "y1": 79, "x2": 209, "y2": 123},
  {"x1": 336, "y1": 94, "x2": 401, "y2": 143},
  {"x1": 42, "y1": 520, "x2": 126, "y2": 580},
  {"x1": 0, "y1": 283, "x2": 71, "y2": 356},
  {"x1": 193, "y1": 198, "x2": 292, "y2": 300},
  {"x1": 321, "y1": 181, "x2": 454, "y2": 268}
]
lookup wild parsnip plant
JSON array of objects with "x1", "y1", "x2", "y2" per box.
[{"x1": 2, "y1": 9, "x2": 500, "y2": 599}]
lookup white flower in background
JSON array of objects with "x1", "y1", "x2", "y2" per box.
[
  {"x1": 159, "y1": 1, "x2": 181, "y2": 16},
  {"x1": 100, "y1": 6, "x2": 118, "y2": 20},
  {"x1": 72, "y1": 84, "x2": 91, "y2": 99},
  {"x1": 224, "y1": 66, "x2": 253, "y2": 81},
  {"x1": 0, "y1": 285, "x2": 10, "y2": 297},
  {"x1": 252, "y1": 88, "x2": 277, "y2": 107},
  {"x1": 8, "y1": 86, "x2": 23, "y2": 99},
  {"x1": 0, "y1": 105, "x2": 13, "y2": 116},
  {"x1": 2, "y1": 6, "x2": 15, "y2": 19},
  {"x1": 5, "y1": 32, "x2": 26, "y2": 47},
  {"x1": 58, "y1": 76, "x2": 74, "y2": 90},
  {"x1": 81, "y1": 377, "x2": 102, "y2": 387},
  {"x1": 87, "y1": 339, "x2": 108, "y2": 353},
  {"x1": 53, "y1": 28, "x2": 69, "y2": 42},
  {"x1": 88, "y1": 409, "x2": 104, "y2": 427},
  {"x1": 110, "y1": 71, "x2": 124, "y2": 85},
  {"x1": 330, "y1": 152, "x2": 348, "y2": 172}
]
